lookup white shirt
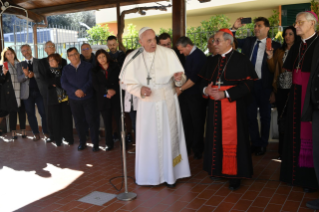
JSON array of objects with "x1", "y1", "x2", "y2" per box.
[
  {"x1": 25, "y1": 57, "x2": 33, "y2": 65},
  {"x1": 250, "y1": 38, "x2": 266, "y2": 79},
  {"x1": 189, "y1": 46, "x2": 197, "y2": 55}
]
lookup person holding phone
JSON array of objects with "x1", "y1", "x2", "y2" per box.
[
  {"x1": 0, "y1": 47, "x2": 26, "y2": 139},
  {"x1": 92, "y1": 49, "x2": 121, "y2": 151},
  {"x1": 231, "y1": 17, "x2": 281, "y2": 156}
]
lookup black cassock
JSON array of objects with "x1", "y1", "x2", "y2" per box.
[{"x1": 199, "y1": 50, "x2": 258, "y2": 178}]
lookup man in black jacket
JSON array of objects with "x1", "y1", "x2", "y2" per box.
[
  {"x1": 176, "y1": 36, "x2": 207, "y2": 159},
  {"x1": 231, "y1": 17, "x2": 281, "y2": 156}
]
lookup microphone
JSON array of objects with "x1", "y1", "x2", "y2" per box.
[{"x1": 132, "y1": 48, "x2": 144, "y2": 59}]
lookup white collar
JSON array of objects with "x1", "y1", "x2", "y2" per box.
[
  {"x1": 258, "y1": 37, "x2": 267, "y2": 43},
  {"x1": 25, "y1": 57, "x2": 33, "y2": 64},
  {"x1": 302, "y1": 32, "x2": 316, "y2": 43},
  {"x1": 221, "y1": 47, "x2": 233, "y2": 57},
  {"x1": 189, "y1": 46, "x2": 197, "y2": 55}
]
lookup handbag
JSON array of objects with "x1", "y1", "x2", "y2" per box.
[{"x1": 278, "y1": 70, "x2": 292, "y2": 89}]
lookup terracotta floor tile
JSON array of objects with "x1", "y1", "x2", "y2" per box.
[
  {"x1": 252, "y1": 197, "x2": 270, "y2": 208},
  {"x1": 298, "y1": 207, "x2": 317, "y2": 212},
  {"x1": 249, "y1": 182, "x2": 266, "y2": 191},
  {"x1": 214, "y1": 188, "x2": 231, "y2": 197},
  {"x1": 166, "y1": 201, "x2": 188, "y2": 212},
  {"x1": 38, "y1": 203, "x2": 64, "y2": 212},
  {"x1": 103, "y1": 202, "x2": 127, "y2": 211},
  {"x1": 68, "y1": 208, "x2": 85, "y2": 212},
  {"x1": 197, "y1": 189, "x2": 214, "y2": 200},
  {"x1": 131, "y1": 206, "x2": 150, "y2": 212},
  {"x1": 214, "y1": 202, "x2": 235, "y2": 212},
  {"x1": 223, "y1": 193, "x2": 243, "y2": 203},
  {"x1": 269, "y1": 193, "x2": 288, "y2": 205},
  {"x1": 77, "y1": 203, "x2": 95, "y2": 209},
  {"x1": 241, "y1": 190, "x2": 259, "y2": 201},
  {"x1": 180, "y1": 208, "x2": 197, "y2": 212},
  {"x1": 160, "y1": 194, "x2": 182, "y2": 204},
  {"x1": 264, "y1": 181, "x2": 280, "y2": 189},
  {"x1": 287, "y1": 191, "x2": 304, "y2": 202},
  {"x1": 281, "y1": 200, "x2": 301, "y2": 212},
  {"x1": 259, "y1": 187, "x2": 276, "y2": 198},
  {"x1": 185, "y1": 198, "x2": 207, "y2": 210},
  {"x1": 264, "y1": 204, "x2": 283, "y2": 212},
  {"x1": 197, "y1": 205, "x2": 216, "y2": 212},
  {"x1": 232, "y1": 199, "x2": 253, "y2": 211},
  {"x1": 190, "y1": 184, "x2": 209, "y2": 193},
  {"x1": 275, "y1": 185, "x2": 292, "y2": 195},
  {"x1": 246, "y1": 206, "x2": 265, "y2": 212},
  {"x1": 56, "y1": 201, "x2": 82, "y2": 212},
  {"x1": 205, "y1": 195, "x2": 226, "y2": 206},
  {"x1": 150, "y1": 203, "x2": 170, "y2": 212},
  {"x1": 83, "y1": 205, "x2": 105, "y2": 212}
]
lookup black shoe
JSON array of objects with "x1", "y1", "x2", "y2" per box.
[
  {"x1": 304, "y1": 187, "x2": 317, "y2": 193},
  {"x1": 126, "y1": 133, "x2": 132, "y2": 143},
  {"x1": 306, "y1": 199, "x2": 319, "y2": 210},
  {"x1": 165, "y1": 182, "x2": 176, "y2": 188},
  {"x1": 255, "y1": 147, "x2": 266, "y2": 156},
  {"x1": 229, "y1": 179, "x2": 241, "y2": 191},
  {"x1": 92, "y1": 145, "x2": 100, "y2": 152},
  {"x1": 193, "y1": 153, "x2": 202, "y2": 160},
  {"x1": 105, "y1": 146, "x2": 113, "y2": 151},
  {"x1": 22, "y1": 135, "x2": 27, "y2": 138},
  {"x1": 0, "y1": 131, "x2": 2, "y2": 136},
  {"x1": 12, "y1": 136, "x2": 18, "y2": 139},
  {"x1": 78, "y1": 144, "x2": 87, "y2": 151},
  {"x1": 277, "y1": 156, "x2": 282, "y2": 160}
]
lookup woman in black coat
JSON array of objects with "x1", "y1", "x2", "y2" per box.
[
  {"x1": 46, "y1": 53, "x2": 73, "y2": 146},
  {"x1": 0, "y1": 68, "x2": 9, "y2": 136},
  {"x1": 92, "y1": 49, "x2": 121, "y2": 151}
]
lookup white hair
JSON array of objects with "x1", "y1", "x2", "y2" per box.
[
  {"x1": 222, "y1": 32, "x2": 234, "y2": 45},
  {"x1": 297, "y1": 12, "x2": 318, "y2": 30}
]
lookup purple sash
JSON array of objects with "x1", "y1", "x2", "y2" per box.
[{"x1": 292, "y1": 69, "x2": 313, "y2": 168}]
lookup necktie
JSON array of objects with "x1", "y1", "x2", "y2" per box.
[{"x1": 251, "y1": 40, "x2": 261, "y2": 66}]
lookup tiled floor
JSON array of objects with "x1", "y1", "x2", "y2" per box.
[{"x1": 0, "y1": 132, "x2": 318, "y2": 212}]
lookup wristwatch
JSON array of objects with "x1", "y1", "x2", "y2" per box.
[{"x1": 179, "y1": 87, "x2": 183, "y2": 92}]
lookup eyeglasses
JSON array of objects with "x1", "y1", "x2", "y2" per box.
[
  {"x1": 46, "y1": 45, "x2": 55, "y2": 48},
  {"x1": 82, "y1": 47, "x2": 90, "y2": 51},
  {"x1": 68, "y1": 53, "x2": 79, "y2": 57},
  {"x1": 212, "y1": 39, "x2": 222, "y2": 44},
  {"x1": 293, "y1": 20, "x2": 308, "y2": 27}
]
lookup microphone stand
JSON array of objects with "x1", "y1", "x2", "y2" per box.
[{"x1": 117, "y1": 54, "x2": 138, "y2": 201}]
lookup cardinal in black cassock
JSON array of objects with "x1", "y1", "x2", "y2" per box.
[{"x1": 199, "y1": 29, "x2": 258, "y2": 190}]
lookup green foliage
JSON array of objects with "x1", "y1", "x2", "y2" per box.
[
  {"x1": 47, "y1": 11, "x2": 96, "y2": 29},
  {"x1": 311, "y1": 0, "x2": 319, "y2": 31},
  {"x1": 123, "y1": 24, "x2": 140, "y2": 49},
  {"x1": 86, "y1": 24, "x2": 113, "y2": 44},
  {"x1": 159, "y1": 28, "x2": 173, "y2": 37}
]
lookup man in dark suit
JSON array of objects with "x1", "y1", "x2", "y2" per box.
[
  {"x1": 176, "y1": 36, "x2": 207, "y2": 159},
  {"x1": 158, "y1": 33, "x2": 186, "y2": 66},
  {"x1": 17, "y1": 44, "x2": 49, "y2": 141},
  {"x1": 231, "y1": 17, "x2": 281, "y2": 155}
]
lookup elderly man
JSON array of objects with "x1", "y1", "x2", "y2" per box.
[
  {"x1": 17, "y1": 44, "x2": 49, "y2": 141},
  {"x1": 176, "y1": 37, "x2": 207, "y2": 160},
  {"x1": 199, "y1": 29, "x2": 258, "y2": 190},
  {"x1": 80, "y1": 43, "x2": 96, "y2": 66},
  {"x1": 61, "y1": 47, "x2": 99, "y2": 152},
  {"x1": 120, "y1": 27, "x2": 191, "y2": 187},
  {"x1": 279, "y1": 11, "x2": 319, "y2": 204}
]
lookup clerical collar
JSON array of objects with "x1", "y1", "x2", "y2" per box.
[
  {"x1": 221, "y1": 48, "x2": 232, "y2": 57},
  {"x1": 189, "y1": 46, "x2": 197, "y2": 56},
  {"x1": 302, "y1": 32, "x2": 316, "y2": 43}
]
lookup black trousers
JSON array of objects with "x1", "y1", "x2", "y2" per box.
[
  {"x1": 9, "y1": 101, "x2": 26, "y2": 131},
  {"x1": 275, "y1": 88, "x2": 290, "y2": 155},
  {"x1": 312, "y1": 110, "x2": 319, "y2": 185},
  {"x1": 49, "y1": 101, "x2": 74, "y2": 145},
  {"x1": 179, "y1": 93, "x2": 206, "y2": 155},
  {"x1": 100, "y1": 104, "x2": 121, "y2": 148},
  {"x1": 43, "y1": 97, "x2": 54, "y2": 139},
  {"x1": 69, "y1": 98, "x2": 99, "y2": 146}
]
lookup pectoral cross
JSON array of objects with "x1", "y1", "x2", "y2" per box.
[
  {"x1": 147, "y1": 75, "x2": 152, "y2": 85},
  {"x1": 216, "y1": 80, "x2": 224, "y2": 89},
  {"x1": 296, "y1": 64, "x2": 300, "y2": 73}
]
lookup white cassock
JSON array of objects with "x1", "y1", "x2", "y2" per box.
[{"x1": 120, "y1": 45, "x2": 191, "y2": 185}]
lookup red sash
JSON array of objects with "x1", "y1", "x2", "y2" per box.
[{"x1": 205, "y1": 85, "x2": 238, "y2": 175}]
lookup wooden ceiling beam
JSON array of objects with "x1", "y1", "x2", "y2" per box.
[
  {"x1": 29, "y1": 0, "x2": 159, "y2": 16},
  {"x1": 4, "y1": 7, "x2": 45, "y2": 23}
]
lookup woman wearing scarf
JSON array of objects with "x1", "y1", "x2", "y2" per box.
[
  {"x1": 45, "y1": 53, "x2": 73, "y2": 146},
  {"x1": 0, "y1": 47, "x2": 26, "y2": 139}
]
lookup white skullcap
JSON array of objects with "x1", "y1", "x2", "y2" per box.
[{"x1": 139, "y1": 27, "x2": 152, "y2": 39}]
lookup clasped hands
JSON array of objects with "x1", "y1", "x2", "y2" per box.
[
  {"x1": 105, "y1": 89, "x2": 116, "y2": 99},
  {"x1": 205, "y1": 82, "x2": 225, "y2": 100},
  {"x1": 141, "y1": 86, "x2": 152, "y2": 97},
  {"x1": 75, "y1": 89, "x2": 86, "y2": 98},
  {"x1": 174, "y1": 72, "x2": 183, "y2": 82}
]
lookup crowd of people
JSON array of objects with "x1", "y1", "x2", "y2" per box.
[{"x1": 1, "y1": 10, "x2": 319, "y2": 210}]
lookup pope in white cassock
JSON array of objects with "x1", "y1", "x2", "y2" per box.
[{"x1": 120, "y1": 27, "x2": 191, "y2": 187}]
